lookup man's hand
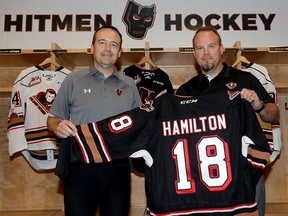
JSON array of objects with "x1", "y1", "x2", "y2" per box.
[
  {"x1": 240, "y1": 88, "x2": 263, "y2": 111},
  {"x1": 240, "y1": 88, "x2": 279, "y2": 123},
  {"x1": 47, "y1": 116, "x2": 77, "y2": 138},
  {"x1": 55, "y1": 120, "x2": 77, "y2": 138}
]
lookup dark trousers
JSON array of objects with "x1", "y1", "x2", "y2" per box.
[
  {"x1": 255, "y1": 175, "x2": 265, "y2": 216},
  {"x1": 64, "y1": 159, "x2": 131, "y2": 216}
]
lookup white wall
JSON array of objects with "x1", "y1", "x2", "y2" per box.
[{"x1": 0, "y1": 0, "x2": 287, "y2": 49}]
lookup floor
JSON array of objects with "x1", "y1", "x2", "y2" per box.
[
  {"x1": 0, "y1": 208, "x2": 148, "y2": 216},
  {"x1": 0, "y1": 211, "x2": 63, "y2": 216},
  {"x1": 0, "y1": 210, "x2": 287, "y2": 216}
]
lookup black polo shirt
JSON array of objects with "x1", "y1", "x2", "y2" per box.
[{"x1": 176, "y1": 63, "x2": 274, "y2": 104}]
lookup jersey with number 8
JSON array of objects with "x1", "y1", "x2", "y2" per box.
[{"x1": 57, "y1": 92, "x2": 271, "y2": 216}]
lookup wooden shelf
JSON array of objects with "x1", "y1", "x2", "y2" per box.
[
  {"x1": 0, "y1": 42, "x2": 287, "y2": 93},
  {"x1": 0, "y1": 87, "x2": 12, "y2": 92}
]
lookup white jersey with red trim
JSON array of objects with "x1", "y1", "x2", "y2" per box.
[
  {"x1": 57, "y1": 92, "x2": 271, "y2": 215},
  {"x1": 7, "y1": 65, "x2": 70, "y2": 170},
  {"x1": 243, "y1": 63, "x2": 281, "y2": 162}
]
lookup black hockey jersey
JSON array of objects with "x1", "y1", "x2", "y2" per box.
[
  {"x1": 57, "y1": 92, "x2": 271, "y2": 215},
  {"x1": 124, "y1": 64, "x2": 175, "y2": 172},
  {"x1": 123, "y1": 64, "x2": 174, "y2": 103}
]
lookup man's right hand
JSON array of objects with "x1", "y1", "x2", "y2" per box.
[{"x1": 47, "y1": 116, "x2": 77, "y2": 138}]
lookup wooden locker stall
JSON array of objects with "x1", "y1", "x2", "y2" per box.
[{"x1": 0, "y1": 42, "x2": 287, "y2": 216}]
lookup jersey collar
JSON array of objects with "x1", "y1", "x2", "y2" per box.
[{"x1": 89, "y1": 65, "x2": 120, "y2": 80}]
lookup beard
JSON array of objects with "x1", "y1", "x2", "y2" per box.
[{"x1": 201, "y1": 62, "x2": 215, "y2": 72}]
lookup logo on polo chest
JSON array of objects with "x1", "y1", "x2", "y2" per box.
[{"x1": 84, "y1": 89, "x2": 91, "y2": 93}]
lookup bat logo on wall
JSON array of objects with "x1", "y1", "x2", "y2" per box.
[{"x1": 122, "y1": 0, "x2": 156, "y2": 40}]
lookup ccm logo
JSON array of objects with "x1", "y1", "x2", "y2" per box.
[{"x1": 180, "y1": 99, "x2": 198, "y2": 104}]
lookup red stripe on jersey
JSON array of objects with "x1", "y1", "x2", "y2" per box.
[{"x1": 75, "y1": 132, "x2": 89, "y2": 163}]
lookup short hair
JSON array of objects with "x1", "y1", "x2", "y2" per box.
[
  {"x1": 192, "y1": 26, "x2": 222, "y2": 47},
  {"x1": 92, "y1": 25, "x2": 122, "y2": 48}
]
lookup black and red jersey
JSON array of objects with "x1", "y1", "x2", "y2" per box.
[
  {"x1": 57, "y1": 92, "x2": 271, "y2": 215},
  {"x1": 124, "y1": 64, "x2": 174, "y2": 103}
]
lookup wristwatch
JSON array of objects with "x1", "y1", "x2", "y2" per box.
[{"x1": 255, "y1": 101, "x2": 265, "y2": 113}]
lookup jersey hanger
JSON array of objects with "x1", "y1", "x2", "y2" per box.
[
  {"x1": 39, "y1": 57, "x2": 60, "y2": 68},
  {"x1": 232, "y1": 55, "x2": 250, "y2": 68},
  {"x1": 137, "y1": 56, "x2": 156, "y2": 69}
]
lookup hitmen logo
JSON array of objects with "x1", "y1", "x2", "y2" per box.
[
  {"x1": 140, "y1": 98, "x2": 154, "y2": 112},
  {"x1": 122, "y1": 0, "x2": 156, "y2": 40}
]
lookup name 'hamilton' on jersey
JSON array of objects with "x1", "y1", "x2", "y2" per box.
[
  {"x1": 56, "y1": 92, "x2": 272, "y2": 216},
  {"x1": 162, "y1": 114, "x2": 226, "y2": 136}
]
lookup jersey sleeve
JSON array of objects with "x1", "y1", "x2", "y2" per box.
[
  {"x1": 243, "y1": 63, "x2": 281, "y2": 162},
  {"x1": 240, "y1": 99, "x2": 272, "y2": 167},
  {"x1": 7, "y1": 69, "x2": 29, "y2": 155},
  {"x1": 55, "y1": 97, "x2": 161, "y2": 179},
  {"x1": 160, "y1": 70, "x2": 174, "y2": 95},
  {"x1": 70, "y1": 100, "x2": 159, "y2": 163}
]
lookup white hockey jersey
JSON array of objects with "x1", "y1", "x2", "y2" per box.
[
  {"x1": 7, "y1": 65, "x2": 70, "y2": 170},
  {"x1": 243, "y1": 63, "x2": 281, "y2": 162}
]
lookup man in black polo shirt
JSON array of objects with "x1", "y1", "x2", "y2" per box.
[{"x1": 176, "y1": 26, "x2": 279, "y2": 216}]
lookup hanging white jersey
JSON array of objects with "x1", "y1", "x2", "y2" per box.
[
  {"x1": 56, "y1": 92, "x2": 271, "y2": 215},
  {"x1": 243, "y1": 63, "x2": 281, "y2": 162},
  {"x1": 7, "y1": 65, "x2": 71, "y2": 170}
]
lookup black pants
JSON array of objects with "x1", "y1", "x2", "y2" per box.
[
  {"x1": 64, "y1": 159, "x2": 131, "y2": 216},
  {"x1": 255, "y1": 175, "x2": 265, "y2": 216}
]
